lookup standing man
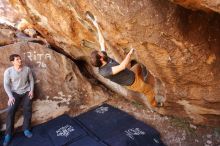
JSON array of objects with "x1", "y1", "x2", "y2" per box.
[
  {"x1": 88, "y1": 12, "x2": 162, "y2": 109},
  {"x1": 3, "y1": 54, "x2": 34, "y2": 146}
]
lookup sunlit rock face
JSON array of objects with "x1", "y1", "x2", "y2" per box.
[
  {"x1": 168, "y1": 0, "x2": 220, "y2": 13},
  {"x1": 0, "y1": 0, "x2": 21, "y2": 25},
  {"x1": 7, "y1": 0, "x2": 220, "y2": 126},
  {"x1": 0, "y1": 25, "x2": 109, "y2": 130}
]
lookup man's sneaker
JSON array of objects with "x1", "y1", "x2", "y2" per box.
[
  {"x1": 24, "y1": 130, "x2": 32, "y2": 138},
  {"x1": 3, "y1": 134, "x2": 11, "y2": 146}
]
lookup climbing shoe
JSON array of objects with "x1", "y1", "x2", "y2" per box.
[
  {"x1": 151, "y1": 100, "x2": 164, "y2": 107},
  {"x1": 24, "y1": 129, "x2": 33, "y2": 138},
  {"x1": 156, "y1": 102, "x2": 164, "y2": 107},
  {"x1": 3, "y1": 134, "x2": 11, "y2": 146}
]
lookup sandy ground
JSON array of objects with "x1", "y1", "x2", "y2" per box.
[{"x1": 106, "y1": 96, "x2": 220, "y2": 146}]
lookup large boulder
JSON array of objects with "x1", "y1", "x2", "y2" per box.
[
  {"x1": 0, "y1": 40, "x2": 108, "y2": 130},
  {"x1": 7, "y1": 0, "x2": 220, "y2": 126}
]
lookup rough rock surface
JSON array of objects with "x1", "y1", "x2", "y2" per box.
[
  {"x1": 0, "y1": 25, "x2": 109, "y2": 130},
  {"x1": 0, "y1": 24, "x2": 17, "y2": 46},
  {"x1": 168, "y1": 0, "x2": 220, "y2": 13},
  {"x1": 7, "y1": 0, "x2": 220, "y2": 126},
  {"x1": 0, "y1": 0, "x2": 21, "y2": 25}
]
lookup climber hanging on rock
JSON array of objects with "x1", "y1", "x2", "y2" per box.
[{"x1": 87, "y1": 12, "x2": 163, "y2": 109}]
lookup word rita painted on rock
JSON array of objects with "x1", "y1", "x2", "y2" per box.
[{"x1": 24, "y1": 51, "x2": 52, "y2": 68}]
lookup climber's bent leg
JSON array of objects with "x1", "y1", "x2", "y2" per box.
[{"x1": 127, "y1": 64, "x2": 158, "y2": 107}]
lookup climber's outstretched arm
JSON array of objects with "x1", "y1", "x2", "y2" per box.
[
  {"x1": 86, "y1": 12, "x2": 106, "y2": 52},
  {"x1": 111, "y1": 48, "x2": 134, "y2": 75},
  {"x1": 93, "y1": 21, "x2": 105, "y2": 52}
]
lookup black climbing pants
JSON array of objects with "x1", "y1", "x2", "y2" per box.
[{"x1": 5, "y1": 92, "x2": 32, "y2": 135}]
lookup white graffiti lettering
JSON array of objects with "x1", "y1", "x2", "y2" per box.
[
  {"x1": 56, "y1": 125, "x2": 75, "y2": 137},
  {"x1": 125, "y1": 128, "x2": 146, "y2": 140},
  {"x1": 24, "y1": 51, "x2": 52, "y2": 68},
  {"x1": 95, "y1": 106, "x2": 109, "y2": 114}
]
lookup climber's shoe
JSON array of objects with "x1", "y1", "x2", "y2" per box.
[
  {"x1": 156, "y1": 102, "x2": 164, "y2": 107},
  {"x1": 151, "y1": 100, "x2": 163, "y2": 107}
]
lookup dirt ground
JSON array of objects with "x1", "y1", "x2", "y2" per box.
[{"x1": 106, "y1": 96, "x2": 220, "y2": 146}]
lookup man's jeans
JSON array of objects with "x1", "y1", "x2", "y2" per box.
[{"x1": 5, "y1": 92, "x2": 32, "y2": 135}]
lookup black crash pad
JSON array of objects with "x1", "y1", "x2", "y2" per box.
[
  {"x1": 0, "y1": 114, "x2": 87, "y2": 146},
  {"x1": 45, "y1": 114, "x2": 87, "y2": 146},
  {"x1": 0, "y1": 104, "x2": 165, "y2": 146},
  {"x1": 75, "y1": 104, "x2": 137, "y2": 139},
  {"x1": 75, "y1": 104, "x2": 165, "y2": 146},
  {"x1": 68, "y1": 136, "x2": 107, "y2": 146},
  {"x1": 104, "y1": 120, "x2": 164, "y2": 146}
]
